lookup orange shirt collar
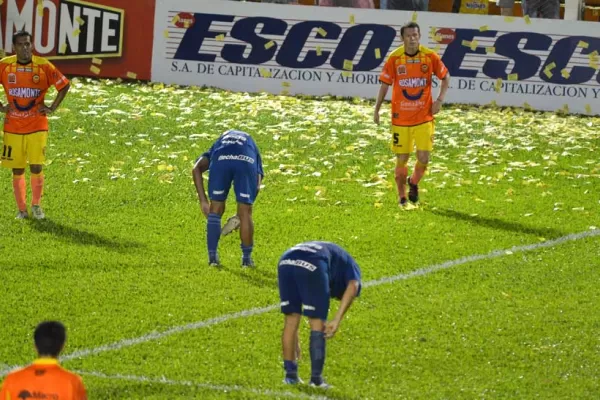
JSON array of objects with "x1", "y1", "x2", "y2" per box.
[{"x1": 32, "y1": 358, "x2": 59, "y2": 366}]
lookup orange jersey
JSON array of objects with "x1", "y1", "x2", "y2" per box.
[
  {"x1": 379, "y1": 45, "x2": 448, "y2": 127},
  {"x1": 0, "y1": 359, "x2": 87, "y2": 400},
  {"x1": 0, "y1": 55, "x2": 69, "y2": 135}
]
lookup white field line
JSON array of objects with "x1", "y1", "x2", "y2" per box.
[
  {"x1": 75, "y1": 370, "x2": 331, "y2": 400},
  {"x1": 1, "y1": 229, "x2": 598, "y2": 377}
]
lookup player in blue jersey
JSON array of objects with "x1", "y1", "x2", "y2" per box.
[
  {"x1": 192, "y1": 130, "x2": 264, "y2": 267},
  {"x1": 277, "y1": 241, "x2": 362, "y2": 388}
]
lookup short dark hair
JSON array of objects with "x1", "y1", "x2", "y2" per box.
[
  {"x1": 400, "y1": 22, "x2": 421, "y2": 38},
  {"x1": 34, "y1": 321, "x2": 66, "y2": 357},
  {"x1": 13, "y1": 30, "x2": 32, "y2": 45}
]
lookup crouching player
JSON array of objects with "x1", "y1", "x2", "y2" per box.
[
  {"x1": 192, "y1": 130, "x2": 264, "y2": 267},
  {"x1": 278, "y1": 241, "x2": 362, "y2": 387}
]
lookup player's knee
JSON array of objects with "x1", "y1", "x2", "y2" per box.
[
  {"x1": 12, "y1": 168, "x2": 25, "y2": 176},
  {"x1": 30, "y1": 164, "x2": 43, "y2": 174},
  {"x1": 395, "y1": 156, "x2": 409, "y2": 168},
  {"x1": 209, "y1": 201, "x2": 225, "y2": 215}
]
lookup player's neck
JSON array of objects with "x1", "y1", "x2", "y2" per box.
[
  {"x1": 405, "y1": 47, "x2": 419, "y2": 57},
  {"x1": 17, "y1": 57, "x2": 32, "y2": 65}
]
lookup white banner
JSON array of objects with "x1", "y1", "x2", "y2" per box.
[{"x1": 152, "y1": 0, "x2": 600, "y2": 115}]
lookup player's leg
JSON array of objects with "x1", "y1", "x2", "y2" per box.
[
  {"x1": 408, "y1": 122, "x2": 434, "y2": 203},
  {"x1": 27, "y1": 132, "x2": 48, "y2": 219},
  {"x1": 206, "y1": 162, "x2": 233, "y2": 266},
  {"x1": 2, "y1": 133, "x2": 28, "y2": 218},
  {"x1": 390, "y1": 126, "x2": 413, "y2": 206},
  {"x1": 296, "y1": 261, "x2": 330, "y2": 387},
  {"x1": 278, "y1": 261, "x2": 303, "y2": 384},
  {"x1": 233, "y1": 165, "x2": 258, "y2": 267}
]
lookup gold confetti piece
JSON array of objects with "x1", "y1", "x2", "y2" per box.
[
  {"x1": 316, "y1": 46, "x2": 322, "y2": 56},
  {"x1": 264, "y1": 41, "x2": 275, "y2": 49},
  {"x1": 524, "y1": 15, "x2": 531, "y2": 24},
  {"x1": 343, "y1": 59, "x2": 353, "y2": 71},
  {"x1": 578, "y1": 41, "x2": 589, "y2": 49},
  {"x1": 126, "y1": 72, "x2": 137, "y2": 79},
  {"x1": 543, "y1": 68, "x2": 553, "y2": 78},
  {"x1": 562, "y1": 104, "x2": 569, "y2": 113},
  {"x1": 92, "y1": 58, "x2": 102, "y2": 65},
  {"x1": 76, "y1": 16, "x2": 85, "y2": 25},
  {"x1": 317, "y1": 27, "x2": 327, "y2": 36},
  {"x1": 349, "y1": 14, "x2": 355, "y2": 25},
  {"x1": 495, "y1": 78, "x2": 502, "y2": 92},
  {"x1": 411, "y1": 11, "x2": 417, "y2": 22},
  {"x1": 215, "y1": 34, "x2": 225, "y2": 41},
  {"x1": 523, "y1": 102, "x2": 531, "y2": 109},
  {"x1": 546, "y1": 62, "x2": 556, "y2": 70},
  {"x1": 561, "y1": 69, "x2": 570, "y2": 78},
  {"x1": 184, "y1": 21, "x2": 190, "y2": 29},
  {"x1": 589, "y1": 60, "x2": 599, "y2": 70},
  {"x1": 490, "y1": 100, "x2": 498, "y2": 107},
  {"x1": 433, "y1": 44, "x2": 441, "y2": 53},
  {"x1": 470, "y1": 40, "x2": 478, "y2": 51},
  {"x1": 341, "y1": 71, "x2": 352, "y2": 78},
  {"x1": 59, "y1": 43, "x2": 67, "y2": 54},
  {"x1": 461, "y1": 40, "x2": 471, "y2": 47},
  {"x1": 163, "y1": 30, "x2": 169, "y2": 38},
  {"x1": 171, "y1": 15, "x2": 180, "y2": 25},
  {"x1": 281, "y1": 89, "x2": 290, "y2": 96},
  {"x1": 375, "y1": 48, "x2": 381, "y2": 59},
  {"x1": 73, "y1": 28, "x2": 81, "y2": 37},
  {"x1": 259, "y1": 68, "x2": 272, "y2": 78},
  {"x1": 434, "y1": 35, "x2": 442, "y2": 42},
  {"x1": 90, "y1": 65, "x2": 101, "y2": 75},
  {"x1": 479, "y1": 25, "x2": 489, "y2": 32},
  {"x1": 585, "y1": 104, "x2": 592, "y2": 114},
  {"x1": 485, "y1": 46, "x2": 495, "y2": 53},
  {"x1": 589, "y1": 50, "x2": 599, "y2": 58},
  {"x1": 508, "y1": 73, "x2": 518, "y2": 81},
  {"x1": 37, "y1": 4, "x2": 43, "y2": 16},
  {"x1": 282, "y1": 81, "x2": 291, "y2": 87},
  {"x1": 504, "y1": 16, "x2": 515, "y2": 22}
]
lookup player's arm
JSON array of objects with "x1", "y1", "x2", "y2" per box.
[
  {"x1": 324, "y1": 280, "x2": 360, "y2": 339},
  {"x1": 192, "y1": 156, "x2": 210, "y2": 217},
  {"x1": 375, "y1": 55, "x2": 394, "y2": 125},
  {"x1": 374, "y1": 83, "x2": 390, "y2": 125},
  {"x1": 40, "y1": 64, "x2": 71, "y2": 115}
]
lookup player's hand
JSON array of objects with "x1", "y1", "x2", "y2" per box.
[
  {"x1": 373, "y1": 110, "x2": 380, "y2": 125},
  {"x1": 0, "y1": 103, "x2": 11, "y2": 113},
  {"x1": 432, "y1": 99, "x2": 443, "y2": 115},
  {"x1": 324, "y1": 319, "x2": 340, "y2": 339},
  {"x1": 200, "y1": 201, "x2": 210, "y2": 217},
  {"x1": 295, "y1": 341, "x2": 301, "y2": 361},
  {"x1": 39, "y1": 105, "x2": 55, "y2": 115}
]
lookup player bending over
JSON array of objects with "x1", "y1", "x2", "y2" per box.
[
  {"x1": 192, "y1": 130, "x2": 264, "y2": 267},
  {"x1": 278, "y1": 241, "x2": 362, "y2": 388}
]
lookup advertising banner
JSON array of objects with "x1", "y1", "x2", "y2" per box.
[
  {"x1": 151, "y1": 0, "x2": 600, "y2": 115},
  {"x1": 1, "y1": 0, "x2": 155, "y2": 79}
]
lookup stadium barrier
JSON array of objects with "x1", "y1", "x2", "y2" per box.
[
  {"x1": 151, "y1": 0, "x2": 600, "y2": 115},
  {"x1": 0, "y1": 0, "x2": 155, "y2": 80}
]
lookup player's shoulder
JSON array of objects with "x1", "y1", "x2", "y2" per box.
[
  {"x1": 0, "y1": 55, "x2": 17, "y2": 65},
  {"x1": 420, "y1": 45, "x2": 441, "y2": 58},
  {"x1": 32, "y1": 55, "x2": 52, "y2": 65},
  {"x1": 387, "y1": 46, "x2": 405, "y2": 60}
]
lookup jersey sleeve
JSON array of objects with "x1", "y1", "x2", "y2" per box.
[
  {"x1": 0, "y1": 62, "x2": 9, "y2": 78},
  {"x1": 255, "y1": 145, "x2": 264, "y2": 178},
  {"x1": 0, "y1": 375, "x2": 12, "y2": 400},
  {"x1": 75, "y1": 375, "x2": 87, "y2": 400},
  {"x1": 431, "y1": 53, "x2": 448, "y2": 80},
  {"x1": 379, "y1": 55, "x2": 395, "y2": 85},
  {"x1": 44, "y1": 62, "x2": 69, "y2": 91}
]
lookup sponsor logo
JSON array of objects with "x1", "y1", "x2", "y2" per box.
[
  {"x1": 212, "y1": 190, "x2": 225, "y2": 195},
  {"x1": 32, "y1": 74, "x2": 40, "y2": 83},
  {"x1": 9, "y1": 87, "x2": 42, "y2": 98},
  {"x1": 8, "y1": 73, "x2": 16, "y2": 83},
  {"x1": 279, "y1": 258, "x2": 318, "y2": 272},
  {"x1": 2, "y1": 0, "x2": 124, "y2": 60},
  {"x1": 397, "y1": 65, "x2": 406, "y2": 75},
  {"x1": 435, "y1": 28, "x2": 456, "y2": 45},
  {"x1": 421, "y1": 64, "x2": 428, "y2": 73},
  {"x1": 17, "y1": 390, "x2": 59, "y2": 399},
  {"x1": 240, "y1": 193, "x2": 250, "y2": 198},
  {"x1": 407, "y1": 58, "x2": 421, "y2": 64},
  {"x1": 302, "y1": 305, "x2": 316, "y2": 311},
  {"x1": 398, "y1": 78, "x2": 427, "y2": 88},
  {"x1": 174, "y1": 12, "x2": 195, "y2": 29},
  {"x1": 217, "y1": 154, "x2": 255, "y2": 163}
]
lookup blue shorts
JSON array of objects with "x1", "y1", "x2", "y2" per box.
[
  {"x1": 277, "y1": 256, "x2": 330, "y2": 320},
  {"x1": 208, "y1": 156, "x2": 258, "y2": 204}
]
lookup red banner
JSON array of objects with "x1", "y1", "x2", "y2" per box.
[{"x1": 0, "y1": 0, "x2": 155, "y2": 79}]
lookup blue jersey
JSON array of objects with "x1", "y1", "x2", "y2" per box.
[
  {"x1": 280, "y1": 241, "x2": 362, "y2": 300},
  {"x1": 200, "y1": 130, "x2": 264, "y2": 177}
]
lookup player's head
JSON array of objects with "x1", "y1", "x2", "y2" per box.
[
  {"x1": 13, "y1": 30, "x2": 33, "y2": 63},
  {"x1": 34, "y1": 321, "x2": 66, "y2": 358},
  {"x1": 400, "y1": 22, "x2": 421, "y2": 52}
]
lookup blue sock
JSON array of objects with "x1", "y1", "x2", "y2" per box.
[
  {"x1": 241, "y1": 243, "x2": 253, "y2": 262},
  {"x1": 207, "y1": 213, "x2": 221, "y2": 260},
  {"x1": 309, "y1": 330, "x2": 326, "y2": 383},
  {"x1": 283, "y1": 360, "x2": 298, "y2": 379}
]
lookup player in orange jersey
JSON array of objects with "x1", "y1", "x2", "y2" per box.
[
  {"x1": 0, "y1": 30, "x2": 70, "y2": 219},
  {"x1": 374, "y1": 22, "x2": 450, "y2": 206},
  {"x1": 0, "y1": 321, "x2": 87, "y2": 400}
]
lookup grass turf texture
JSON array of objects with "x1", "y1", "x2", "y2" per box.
[{"x1": 0, "y1": 79, "x2": 599, "y2": 399}]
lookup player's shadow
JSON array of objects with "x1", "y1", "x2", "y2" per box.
[
  {"x1": 431, "y1": 208, "x2": 566, "y2": 239},
  {"x1": 221, "y1": 265, "x2": 279, "y2": 290},
  {"x1": 295, "y1": 385, "x2": 363, "y2": 400},
  {"x1": 28, "y1": 218, "x2": 144, "y2": 252}
]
